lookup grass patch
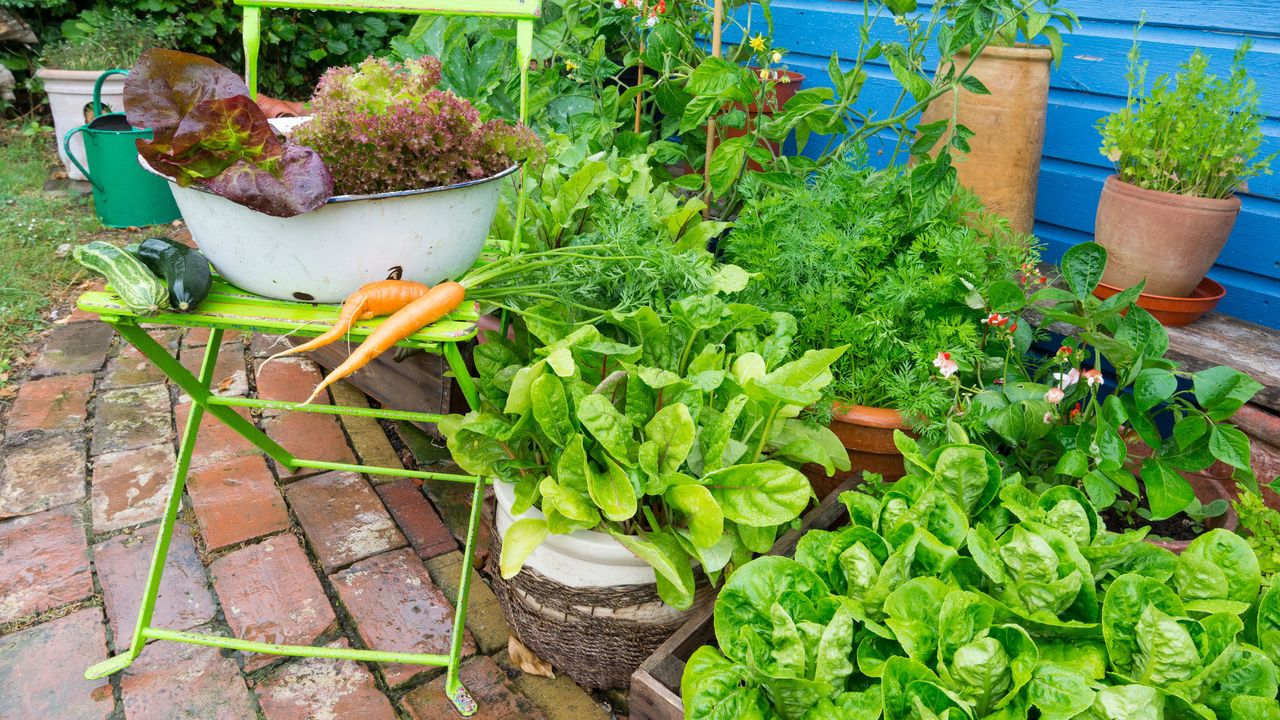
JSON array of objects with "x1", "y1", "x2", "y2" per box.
[{"x1": 0, "y1": 123, "x2": 149, "y2": 386}]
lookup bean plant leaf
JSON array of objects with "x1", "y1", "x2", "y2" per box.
[
  {"x1": 1060, "y1": 242, "x2": 1107, "y2": 300},
  {"x1": 1140, "y1": 459, "x2": 1195, "y2": 521}
]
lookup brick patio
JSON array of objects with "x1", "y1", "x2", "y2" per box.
[{"x1": 0, "y1": 315, "x2": 620, "y2": 720}]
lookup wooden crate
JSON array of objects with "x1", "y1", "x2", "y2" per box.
[{"x1": 629, "y1": 477, "x2": 858, "y2": 720}]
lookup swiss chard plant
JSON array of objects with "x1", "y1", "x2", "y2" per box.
[
  {"x1": 953, "y1": 242, "x2": 1267, "y2": 523},
  {"x1": 124, "y1": 49, "x2": 334, "y2": 218},
  {"x1": 683, "y1": 431, "x2": 1280, "y2": 719},
  {"x1": 440, "y1": 291, "x2": 851, "y2": 610}
]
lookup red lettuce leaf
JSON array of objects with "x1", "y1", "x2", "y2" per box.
[{"x1": 125, "y1": 49, "x2": 332, "y2": 217}]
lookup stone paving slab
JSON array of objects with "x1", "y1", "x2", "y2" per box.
[
  {"x1": 210, "y1": 533, "x2": 337, "y2": 672},
  {"x1": 90, "y1": 443, "x2": 176, "y2": 533},
  {"x1": 0, "y1": 505, "x2": 94, "y2": 625},
  {"x1": 94, "y1": 523, "x2": 215, "y2": 645},
  {"x1": 0, "y1": 433, "x2": 87, "y2": 518},
  {"x1": 0, "y1": 607, "x2": 114, "y2": 720}
]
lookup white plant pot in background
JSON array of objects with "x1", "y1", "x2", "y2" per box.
[
  {"x1": 38, "y1": 68, "x2": 125, "y2": 181},
  {"x1": 142, "y1": 116, "x2": 514, "y2": 303}
]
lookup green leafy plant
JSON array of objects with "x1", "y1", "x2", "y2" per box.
[
  {"x1": 961, "y1": 242, "x2": 1265, "y2": 523},
  {"x1": 1235, "y1": 489, "x2": 1280, "y2": 579},
  {"x1": 292, "y1": 56, "x2": 543, "y2": 195},
  {"x1": 720, "y1": 158, "x2": 1036, "y2": 428},
  {"x1": 951, "y1": 0, "x2": 1078, "y2": 65},
  {"x1": 38, "y1": 7, "x2": 181, "y2": 71},
  {"x1": 440, "y1": 291, "x2": 851, "y2": 610},
  {"x1": 1098, "y1": 38, "x2": 1273, "y2": 200},
  {"x1": 683, "y1": 432, "x2": 1280, "y2": 719}
]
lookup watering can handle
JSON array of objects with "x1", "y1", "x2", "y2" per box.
[
  {"x1": 92, "y1": 69, "x2": 130, "y2": 119},
  {"x1": 62, "y1": 125, "x2": 100, "y2": 192}
]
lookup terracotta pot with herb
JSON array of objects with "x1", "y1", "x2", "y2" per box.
[{"x1": 1094, "y1": 40, "x2": 1274, "y2": 301}]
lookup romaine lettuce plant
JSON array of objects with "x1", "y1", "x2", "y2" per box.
[
  {"x1": 440, "y1": 290, "x2": 851, "y2": 610},
  {"x1": 124, "y1": 49, "x2": 333, "y2": 218},
  {"x1": 683, "y1": 431, "x2": 1280, "y2": 719}
]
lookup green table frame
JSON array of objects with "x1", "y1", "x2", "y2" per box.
[{"x1": 79, "y1": 281, "x2": 489, "y2": 716}]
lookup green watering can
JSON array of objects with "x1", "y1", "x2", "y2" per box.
[{"x1": 63, "y1": 69, "x2": 181, "y2": 228}]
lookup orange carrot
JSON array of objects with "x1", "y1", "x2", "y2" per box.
[
  {"x1": 264, "y1": 279, "x2": 430, "y2": 366},
  {"x1": 303, "y1": 281, "x2": 467, "y2": 404}
]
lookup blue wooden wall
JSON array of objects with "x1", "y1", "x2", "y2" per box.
[{"x1": 739, "y1": 1, "x2": 1280, "y2": 328}]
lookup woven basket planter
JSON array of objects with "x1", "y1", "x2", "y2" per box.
[{"x1": 488, "y1": 482, "x2": 712, "y2": 689}]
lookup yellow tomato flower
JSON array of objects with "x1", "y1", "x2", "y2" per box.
[
  {"x1": 565, "y1": 59, "x2": 578, "y2": 72},
  {"x1": 771, "y1": 50, "x2": 782, "y2": 63},
  {"x1": 749, "y1": 34, "x2": 766, "y2": 53}
]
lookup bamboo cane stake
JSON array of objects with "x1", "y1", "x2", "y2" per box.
[{"x1": 702, "y1": 0, "x2": 723, "y2": 215}]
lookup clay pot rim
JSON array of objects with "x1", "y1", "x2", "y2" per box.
[
  {"x1": 1095, "y1": 275, "x2": 1226, "y2": 305},
  {"x1": 830, "y1": 402, "x2": 910, "y2": 429},
  {"x1": 955, "y1": 42, "x2": 1053, "y2": 61},
  {"x1": 1103, "y1": 174, "x2": 1242, "y2": 213}
]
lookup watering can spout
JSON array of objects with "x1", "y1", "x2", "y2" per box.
[{"x1": 62, "y1": 69, "x2": 180, "y2": 229}]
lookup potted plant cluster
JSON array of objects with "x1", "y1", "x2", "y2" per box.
[
  {"x1": 920, "y1": 0, "x2": 1078, "y2": 233},
  {"x1": 718, "y1": 157, "x2": 1037, "y2": 486},
  {"x1": 957, "y1": 242, "x2": 1265, "y2": 546},
  {"x1": 682, "y1": 429, "x2": 1280, "y2": 719},
  {"x1": 123, "y1": 49, "x2": 542, "y2": 303},
  {"x1": 36, "y1": 8, "x2": 181, "y2": 180},
  {"x1": 1093, "y1": 40, "x2": 1274, "y2": 323},
  {"x1": 441, "y1": 288, "x2": 851, "y2": 688}
]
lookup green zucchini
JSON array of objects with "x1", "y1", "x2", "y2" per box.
[
  {"x1": 129, "y1": 237, "x2": 213, "y2": 312},
  {"x1": 73, "y1": 241, "x2": 168, "y2": 316}
]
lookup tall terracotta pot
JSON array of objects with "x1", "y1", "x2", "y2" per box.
[
  {"x1": 920, "y1": 44, "x2": 1052, "y2": 234},
  {"x1": 1093, "y1": 175, "x2": 1241, "y2": 298}
]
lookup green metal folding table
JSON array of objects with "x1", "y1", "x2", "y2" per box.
[{"x1": 81, "y1": 1, "x2": 541, "y2": 715}]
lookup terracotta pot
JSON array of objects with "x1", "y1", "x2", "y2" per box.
[
  {"x1": 803, "y1": 404, "x2": 911, "y2": 498},
  {"x1": 1143, "y1": 474, "x2": 1240, "y2": 555},
  {"x1": 1094, "y1": 175, "x2": 1241, "y2": 298},
  {"x1": 723, "y1": 70, "x2": 806, "y2": 172},
  {"x1": 1092, "y1": 276, "x2": 1226, "y2": 327},
  {"x1": 920, "y1": 44, "x2": 1052, "y2": 233}
]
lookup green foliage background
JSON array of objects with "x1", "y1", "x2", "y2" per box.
[{"x1": 3, "y1": 0, "x2": 408, "y2": 100}]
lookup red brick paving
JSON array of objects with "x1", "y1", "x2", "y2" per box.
[
  {"x1": 401, "y1": 656, "x2": 546, "y2": 720},
  {"x1": 0, "y1": 506, "x2": 93, "y2": 624},
  {"x1": 174, "y1": 401, "x2": 261, "y2": 471},
  {"x1": 265, "y1": 411, "x2": 357, "y2": 473},
  {"x1": 210, "y1": 533, "x2": 337, "y2": 671},
  {"x1": 0, "y1": 433, "x2": 86, "y2": 518},
  {"x1": 179, "y1": 341, "x2": 249, "y2": 396},
  {"x1": 255, "y1": 640, "x2": 398, "y2": 720},
  {"x1": 90, "y1": 443, "x2": 176, "y2": 532},
  {"x1": 284, "y1": 471, "x2": 406, "y2": 573},
  {"x1": 376, "y1": 479, "x2": 458, "y2": 560},
  {"x1": 330, "y1": 547, "x2": 475, "y2": 688},
  {"x1": 255, "y1": 357, "x2": 325, "y2": 410},
  {"x1": 29, "y1": 322, "x2": 114, "y2": 378},
  {"x1": 94, "y1": 524, "x2": 215, "y2": 644},
  {"x1": 3, "y1": 372, "x2": 93, "y2": 439},
  {"x1": 89, "y1": 383, "x2": 173, "y2": 455},
  {"x1": 120, "y1": 635, "x2": 258, "y2": 720},
  {"x1": 0, "y1": 607, "x2": 114, "y2": 720},
  {"x1": 182, "y1": 326, "x2": 244, "y2": 348},
  {"x1": 101, "y1": 341, "x2": 171, "y2": 389},
  {"x1": 187, "y1": 455, "x2": 290, "y2": 550}
]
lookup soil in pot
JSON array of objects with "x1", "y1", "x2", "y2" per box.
[
  {"x1": 1094, "y1": 175, "x2": 1241, "y2": 298},
  {"x1": 1099, "y1": 472, "x2": 1239, "y2": 554}
]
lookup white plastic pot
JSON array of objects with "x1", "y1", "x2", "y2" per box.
[
  {"x1": 143, "y1": 117, "x2": 514, "y2": 303},
  {"x1": 38, "y1": 68, "x2": 125, "y2": 181},
  {"x1": 494, "y1": 479, "x2": 659, "y2": 588}
]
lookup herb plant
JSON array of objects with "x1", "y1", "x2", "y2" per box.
[
  {"x1": 40, "y1": 8, "x2": 181, "y2": 72},
  {"x1": 440, "y1": 291, "x2": 851, "y2": 610},
  {"x1": 1235, "y1": 489, "x2": 1280, "y2": 579},
  {"x1": 292, "y1": 56, "x2": 543, "y2": 196},
  {"x1": 960, "y1": 242, "x2": 1266, "y2": 523},
  {"x1": 720, "y1": 159, "x2": 1036, "y2": 427},
  {"x1": 954, "y1": 0, "x2": 1078, "y2": 65},
  {"x1": 1098, "y1": 39, "x2": 1273, "y2": 200},
  {"x1": 683, "y1": 432, "x2": 1280, "y2": 719},
  {"x1": 124, "y1": 49, "x2": 333, "y2": 218}
]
